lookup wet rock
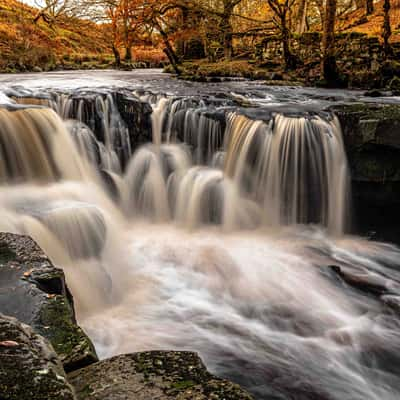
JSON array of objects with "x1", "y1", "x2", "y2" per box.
[
  {"x1": 114, "y1": 91, "x2": 153, "y2": 151},
  {"x1": 69, "y1": 351, "x2": 254, "y2": 400},
  {"x1": 388, "y1": 76, "x2": 400, "y2": 95},
  {"x1": 0, "y1": 313, "x2": 76, "y2": 400},
  {"x1": 380, "y1": 60, "x2": 400, "y2": 84},
  {"x1": 328, "y1": 265, "x2": 391, "y2": 296},
  {"x1": 363, "y1": 89, "x2": 384, "y2": 97},
  {"x1": 52, "y1": 89, "x2": 152, "y2": 167},
  {"x1": 381, "y1": 295, "x2": 400, "y2": 313},
  {"x1": 328, "y1": 102, "x2": 400, "y2": 243},
  {"x1": 0, "y1": 232, "x2": 98, "y2": 372},
  {"x1": 330, "y1": 103, "x2": 400, "y2": 151}
]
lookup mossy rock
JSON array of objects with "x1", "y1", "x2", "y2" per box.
[
  {"x1": 35, "y1": 296, "x2": 98, "y2": 372},
  {"x1": 297, "y1": 32, "x2": 322, "y2": 44},
  {"x1": 0, "y1": 233, "x2": 98, "y2": 373},
  {"x1": 69, "y1": 351, "x2": 254, "y2": 400},
  {"x1": 0, "y1": 314, "x2": 76, "y2": 400},
  {"x1": 389, "y1": 76, "x2": 400, "y2": 94},
  {"x1": 380, "y1": 60, "x2": 400, "y2": 83}
]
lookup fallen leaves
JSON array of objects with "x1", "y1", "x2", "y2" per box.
[
  {"x1": 0, "y1": 340, "x2": 19, "y2": 347},
  {"x1": 23, "y1": 269, "x2": 33, "y2": 277}
]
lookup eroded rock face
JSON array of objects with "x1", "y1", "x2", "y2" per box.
[
  {"x1": 69, "y1": 351, "x2": 254, "y2": 400},
  {"x1": 0, "y1": 313, "x2": 76, "y2": 400},
  {"x1": 328, "y1": 103, "x2": 400, "y2": 243},
  {"x1": 0, "y1": 232, "x2": 98, "y2": 372},
  {"x1": 53, "y1": 89, "x2": 152, "y2": 164}
]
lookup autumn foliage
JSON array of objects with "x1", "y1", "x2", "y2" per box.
[
  {"x1": 1, "y1": 0, "x2": 400, "y2": 77},
  {"x1": 0, "y1": 0, "x2": 112, "y2": 71}
]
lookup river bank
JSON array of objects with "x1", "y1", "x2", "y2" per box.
[{"x1": 166, "y1": 58, "x2": 400, "y2": 91}]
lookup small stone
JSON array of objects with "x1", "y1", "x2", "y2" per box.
[{"x1": 37, "y1": 369, "x2": 50, "y2": 375}]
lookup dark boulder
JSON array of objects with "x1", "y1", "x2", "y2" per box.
[
  {"x1": 0, "y1": 232, "x2": 98, "y2": 372},
  {"x1": 0, "y1": 313, "x2": 76, "y2": 400},
  {"x1": 380, "y1": 60, "x2": 400, "y2": 85},
  {"x1": 51, "y1": 89, "x2": 152, "y2": 167},
  {"x1": 69, "y1": 351, "x2": 254, "y2": 400},
  {"x1": 114, "y1": 90, "x2": 153, "y2": 150}
]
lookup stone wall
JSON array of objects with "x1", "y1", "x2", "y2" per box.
[{"x1": 256, "y1": 32, "x2": 383, "y2": 73}]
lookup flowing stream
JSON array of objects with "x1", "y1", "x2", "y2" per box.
[{"x1": 0, "y1": 70, "x2": 400, "y2": 399}]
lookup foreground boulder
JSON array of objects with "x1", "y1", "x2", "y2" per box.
[
  {"x1": 0, "y1": 313, "x2": 76, "y2": 400},
  {"x1": 0, "y1": 232, "x2": 98, "y2": 372},
  {"x1": 69, "y1": 351, "x2": 254, "y2": 400}
]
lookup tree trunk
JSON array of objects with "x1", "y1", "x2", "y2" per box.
[
  {"x1": 125, "y1": 45, "x2": 132, "y2": 62},
  {"x1": 176, "y1": 7, "x2": 189, "y2": 59},
  {"x1": 224, "y1": 31, "x2": 233, "y2": 60},
  {"x1": 282, "y1": 23, "x2": 294, "y2": 69},
  {"x1": 110, "y1": 8, "x2": 120, "y2": 68},
  {"x1": 112, "y1": 44, "x2": 121, "y2": 67},
  {"x1": 315, "y1": 0, "x2": 325, "y2": 28},
  {"x1": 163, "y1": 47, "x2": 181, "y2": 75},
  {"x1": 281, "y1": 10, "x2": 296, "y2": 70},
  {"x1": 383, "y1": 0, "x2": 392, "y2": 58},
  {"x1": 220, "y1": 12, "x2": 234, "y2": 60},
  {"x1": 296, "y1": 0, "x2": 307, "y2": 34},
  {"x1": 366, "y1": 0, "x2": 374, "y2": 15},
  {"x1": 322, "y1": 0, "x2": 338, "y2": 83}
]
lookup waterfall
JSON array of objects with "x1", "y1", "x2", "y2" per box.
[
  {"x1": 54, "y1": 91, "x2": 132, "y2": 166},
  {"x1": 123, "y1": 144, "x2": 191, "y2": 221},
  {"x1": 0, "y1": 83, "x2": 399, "y2": 400},
  {"x1": 0, "y1": 107, "x2": 89, "y2": 182},
  {"x1": 125, "y1": 100, "x2": 350, "y2": 233},
  {"x1": 224, "y1": 112, "x2": 350, "y2": 234}
]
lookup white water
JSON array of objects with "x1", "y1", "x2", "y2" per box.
[{"x1": 0, "y1": 88, "x2": 400, "y2": 399}]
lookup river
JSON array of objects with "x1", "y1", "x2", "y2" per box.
[{"x1": 0, "y1": 69, "x2": 400, "y2": 400}]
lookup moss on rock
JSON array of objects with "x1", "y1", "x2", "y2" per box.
[
  {"x1": 0, "y1": 233, "x2": 98, "y2": 373},
  {"x1": 0, "y1": 314, "x2": 76, "y2": 400},
  {"x1": 69, "y1": 351, "x2": 254, "y2": 400},
  {"x1": 35, "y1": 296, "x2": 98, "y2": 373}
]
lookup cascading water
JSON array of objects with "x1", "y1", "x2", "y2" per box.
[
  {"x1": 224, "y1": 112, "x2": 350, "y2": 234},
  {"x1": 0, "y1": 82, "x2": 400, "y2": 400}
]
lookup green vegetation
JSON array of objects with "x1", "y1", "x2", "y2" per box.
[{"x1": 35, "y1": 295, "x2": 98, "y2": 372}]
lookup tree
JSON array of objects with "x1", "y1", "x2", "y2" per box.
[
  {"x1": 321, "y1": 0, "x2": 338, "y2": 83},
  {"x1": 382, "y1": 0, "x2": 391, "y2": 58},
  {"x1": 296, "y1": 0, "x2": 308, "y2": 34},
  {"x1": 267, "y1": 0, "x2": 297, "y2": 69},
  {"x1": 33, "y1": 0, "x2": 73, "y2": 24},
  {"x1": 366, "y1": 0, "x2": 373, "y2": 15},
  {"x1": 219, "y1": 0, "x2": 242, "y2": 59}
]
